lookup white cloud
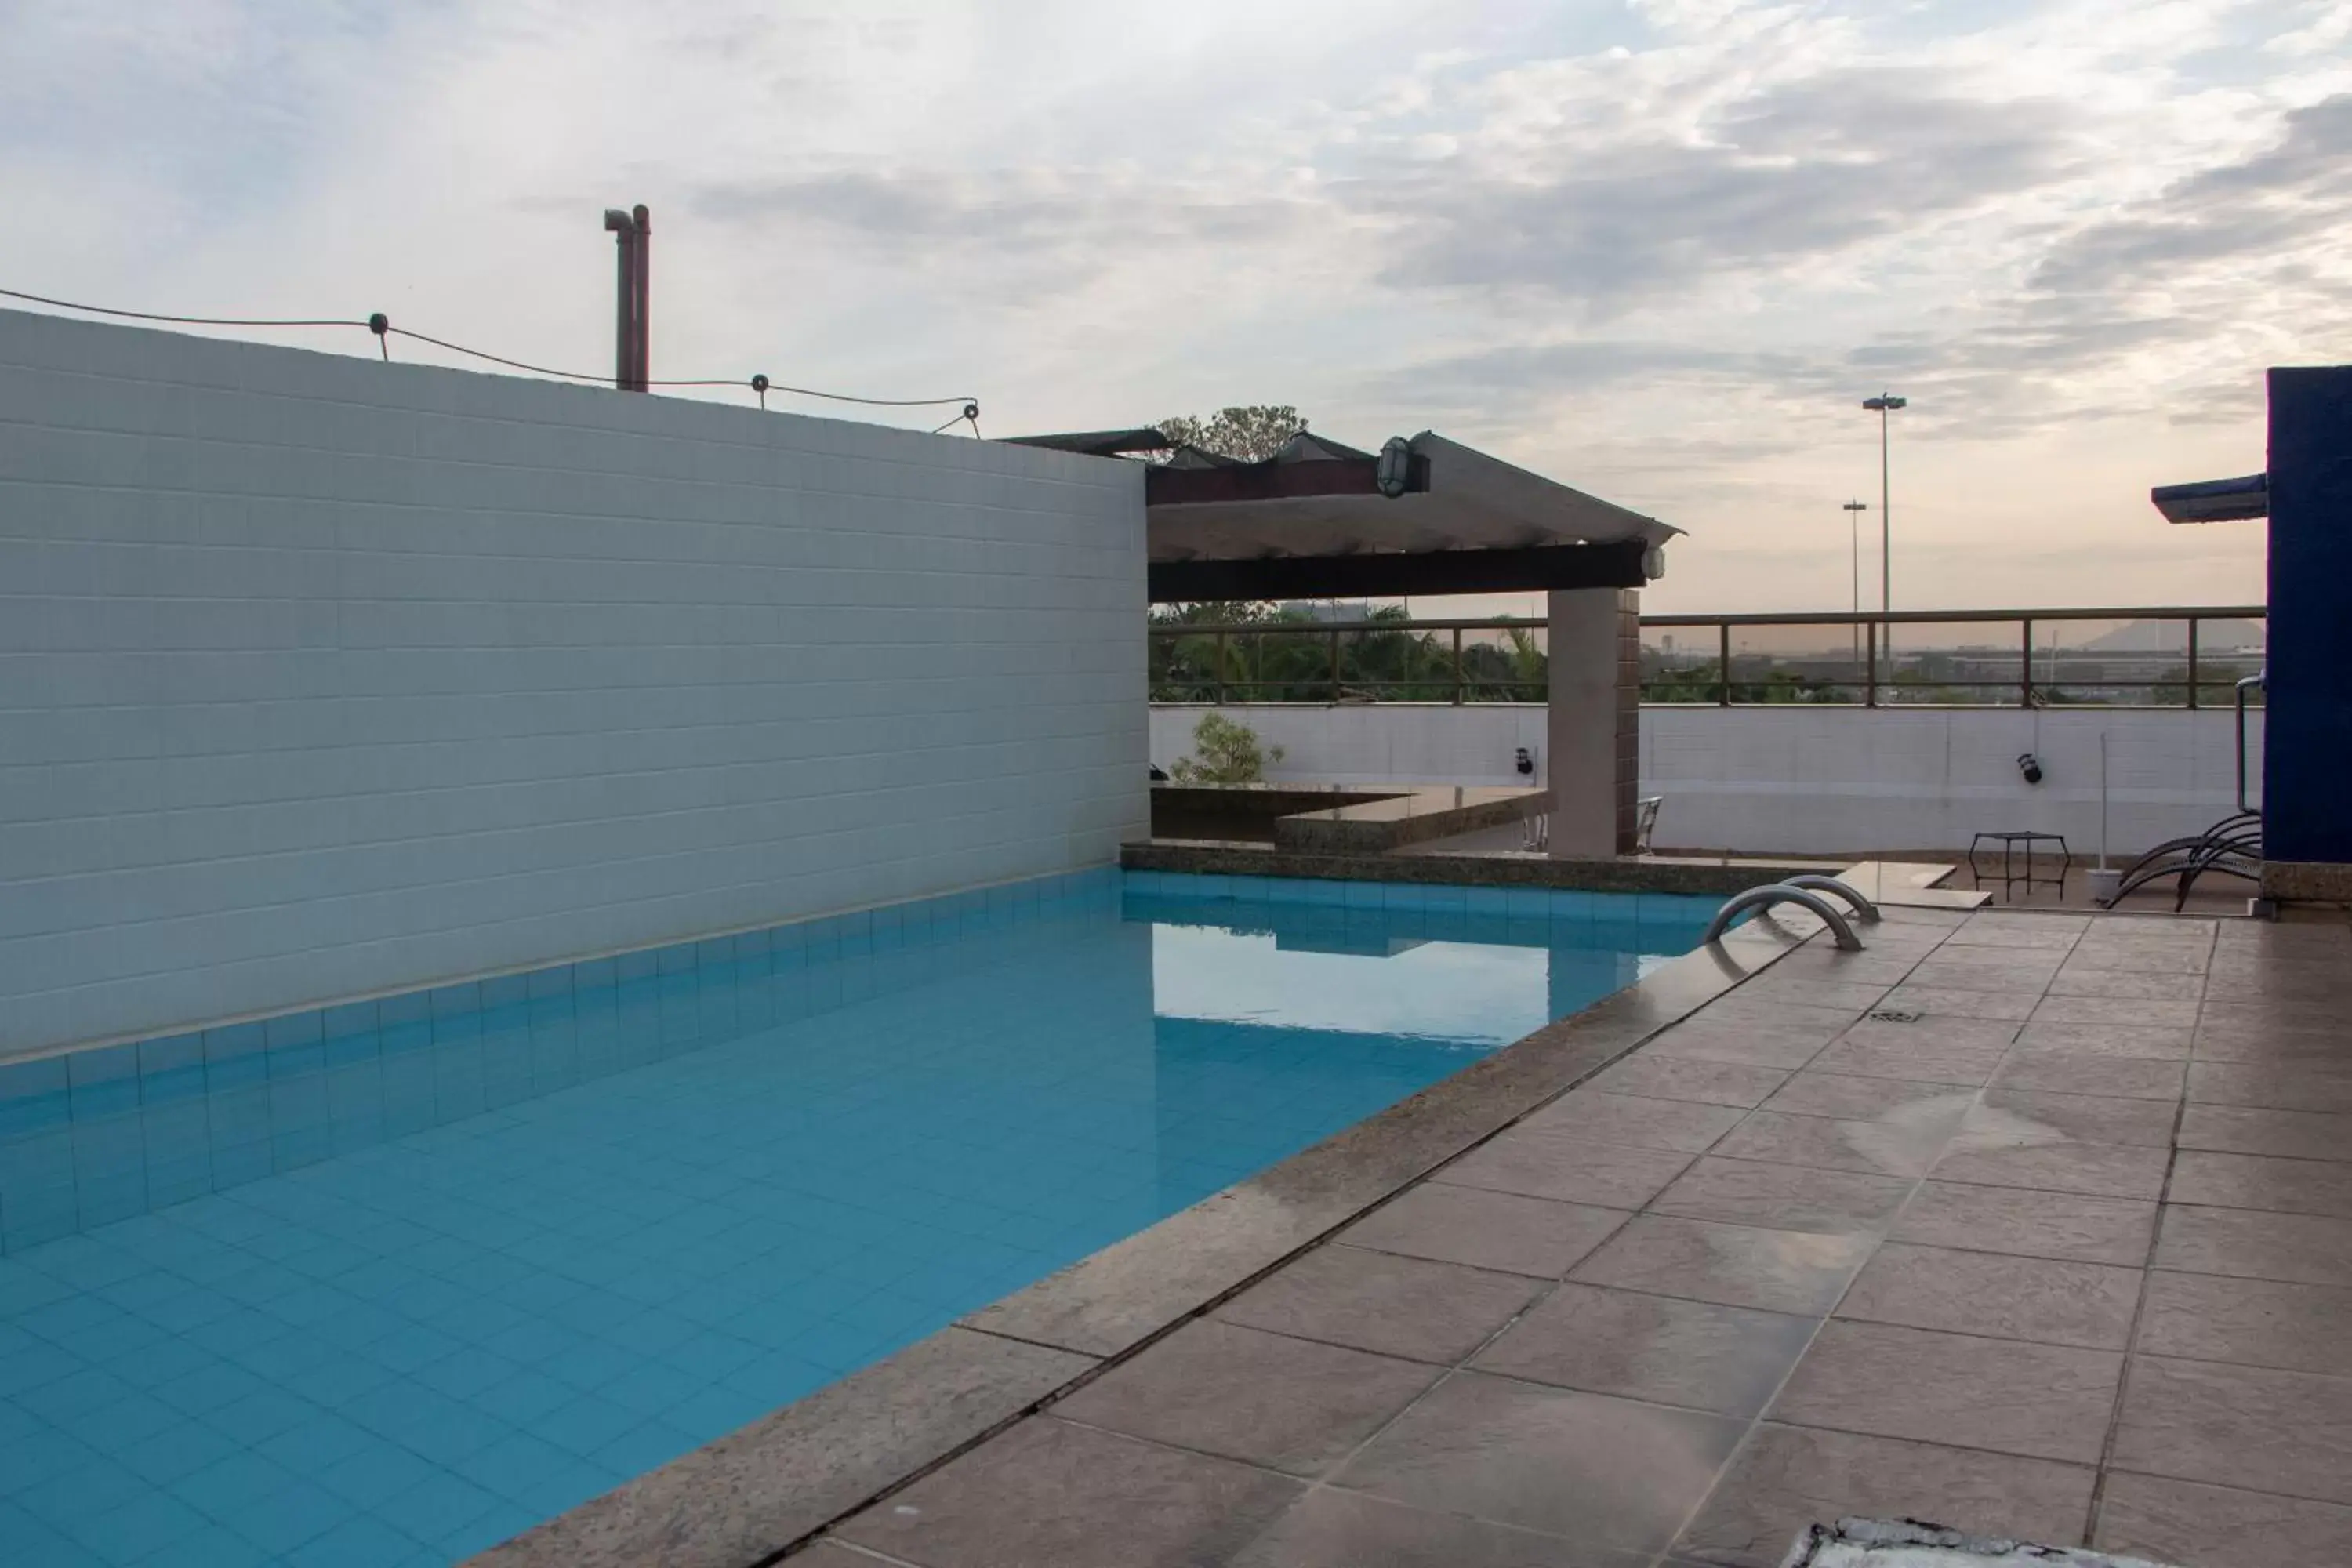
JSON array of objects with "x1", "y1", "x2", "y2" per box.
[{"x1": 0, "y1": 0, "x2": 2310, "y2": 611}]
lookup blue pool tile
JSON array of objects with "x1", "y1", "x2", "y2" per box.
[
  {"x1": 263, "y1": 1011, "x2": 324, "y2": 1051},
  {"x1": 252, "y1": 1413, "x2": 382, "y2": 1475},
  {"x1": 0, "y1": 1055, "x2": 71, "y2": 1139},
  {"x1": 465, "y1": 1428, "x2": 574, "y2": 1500},
  {"x1": 584, "y1": 1419, "x2": 699, "y2": 1480},
  {"x1": 479, "y1": 974, "x2": 531, "y2": 1010},
  {"x1": 1548, "y1": 889, "x2": 1596, "y2": 920},
  {"x1": 472, "y1": 1368, "x2": 575, "y2": 1426},
  {"x1": 537, "y1": 1393, "x2": 642, "y2": 1457},
  {"x1": 67, "y1": 1044, "x2": 141, "y2": 1120},
  {"x1": 117, "y1": 1420, "x2": 242, "y2": 1486},
  {"x1": 234, "y1": 1479, "x2": 350, "y2": 1557},
  {"x1": 311, "y1": 1439, "x2": 441, "y2": 1509},
  {"x1": 12, "y1": 1455, "x2": 150, "y2": 1528},
  {"x1": 66, "y1": 1486, "x2": 212, "y2": 1563},
  {"x1": 379, "y1": 1468, "x2": 501, "y2": 1542},
  {"x1": 322, "y1": 1000, "x2": 380, "y2": 1043},
  {"x1": 372, "y1": 993, "x2": 426, "y2": 1029},
  {"x1": 0, "y1": 1504, "x2": 103, "y2": 1568},
  {"x1": 285, "y1": 1512, "x2": 426, "y2": 1568},
  {"x1": 16, "y1": 1365, "x2": 137, "y2": 1425},
  {"x1": 437, "y1": 1501, "x2": 541, "y2": 1562}
]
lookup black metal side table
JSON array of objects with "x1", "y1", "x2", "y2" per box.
[{"x1": 1968, "y1": 830, "x2": 2071, "y2": 900}]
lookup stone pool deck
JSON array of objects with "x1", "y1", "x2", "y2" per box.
[{"x1": 481, "y1": 898, "x2": 2352, "y2": 1568}]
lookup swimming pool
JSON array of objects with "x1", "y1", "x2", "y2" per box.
[{"x1": 0, "y1": 871, "x2": 1718, "y2": 1567}]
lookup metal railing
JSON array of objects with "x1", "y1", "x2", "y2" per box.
[{"x1": 1146, "y1": 606, "x2": 2267, "y2": 710}]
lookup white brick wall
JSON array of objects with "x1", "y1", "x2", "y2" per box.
[
  {"x1": 0, "y1": 309, "x2": 1148, "y2": 1058},
  {"x1": 1152, "y1": 702, "x2": 2258, "y2": 858}
]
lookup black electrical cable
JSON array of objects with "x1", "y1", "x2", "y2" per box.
[{"x1": 2, "y1": 285, "x2": 981, "y2": 415}]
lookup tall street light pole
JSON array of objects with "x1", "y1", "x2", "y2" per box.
[
  {"x1": 1842, "y1": 499, "x2": 1868, "y2": 672},
  {"x1": 1861, "y1": 393, "x2": 1906, "y2": 612}
]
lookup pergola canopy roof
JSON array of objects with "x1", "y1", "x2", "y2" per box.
[
  {"x1": 1002, "y1": 426, "x2": 1681, "y2": 602},
  {"x1": 1142, "y1": 430, "x2": 1679, "y2": 563}
]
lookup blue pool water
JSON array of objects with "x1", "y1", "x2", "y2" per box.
[{"x1": 0, "y1": 872, "x2": 1715, "y2": 1567}]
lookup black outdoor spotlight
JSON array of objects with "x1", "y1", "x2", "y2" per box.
[
  {"x1": 1514, "y1": 746, "x2": 1536, "y2": 778},
  {"x1": 2018, "y1": 753, "x2": 2045, "y2": 786}
]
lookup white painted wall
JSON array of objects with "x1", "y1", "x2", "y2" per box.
[
  {"x1": 1152, "y1": 703, "x2": 2259, "y2": 857},
  {"x1": 0, "y1": 309, "x2": 1147, "y2": 1058}
]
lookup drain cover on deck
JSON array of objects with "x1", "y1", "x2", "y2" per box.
[
  {"x1": 1784, "y1": 1519, "x2": 2176, "y2": 1568},
  {"x1": 1866, "y1": 1008, "x2": 1924, "y2": 1023}
]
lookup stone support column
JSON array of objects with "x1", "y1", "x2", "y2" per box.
[{"x1": 1545, "y1": 588, "x2": 1641, "y2": 859}]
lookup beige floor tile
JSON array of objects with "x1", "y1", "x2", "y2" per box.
[
  {"x1": 2177, "y1": 1103, "x2": 2352, "y2": 1161},
  {"x1": 833, "y1": 1417, "x2": 1304, "y2": 1568},
  {"x1": 2030, "y1": 994, "x2": 2201, "y2": 1029},
  {"x1": 1944, "y1": 923, "x2": 2083, "y2": 950},
  {"x1": 1569, "y1": 1216, "x2": 1873, "y2": 1316},
  {"x1": 1229, "y1": 1490, "x2": 1624, "y2": 1568},
  {"x1": 2112, "y1": 1355, "x2": 2352, "y2": 1504},
  {"x1": 1649, "y1": 1157, "x2": 1914, "y2": 1236},
  {"x1": 1875, "y1": 985, "x2": 2040, "y2": 1022},
  {"x1": 2095, "y1": 1471, "x2": 2352, "y2": 1568},
  {"x1": 2059, "y1": 946, "x2": 2209, "y2": 975},
  {"x1": 1334, "y1": 1372, "x2": 1743, "y2": 1557},
  {"x1": 1588, "y1": 1055, "x2": 1792, "y2": 1109},
  {"x1": 1835, "y1": 1242, "x2": 2140, "y2": 1348},
  {"x1": 2168, "y1": 1149, "x2": 2352, "y2": 1218},
  {"x1": 1965, "y1": 1088, "x2": 2178, "y2": 1148},
  {"x1": 1987, "y1": 1050, "x2": 2185, "y2": 1101},
  {"x1": 1730, "y1": 978, "x2": 1895, "y2": 1013},
  {"x1": 2152, "y1": 1205, "x2": 2352, "y2": 1287},
  {"x1": 1646, "y1": 1023, "x2": 1837, "y2": 1071},
  {"x1": 1759, "y1": 1071, "x2": 1976, "y2": 1123},
  {"x1": 1768, "y1": 1320, "x2": 2122, "y2": 1463},
  {"x1": 1519, "y1": 1091, "x2": 1745, "y2": 1154},
  {"x1": 1931, "y1": 1138, "x2": 2169, "y2": 1200},
  {"x1": 2044, "y1": 968, "x2": 2206, "y2": 1000},
  {"x1": 1711, "y1": 1110, "x2": 1951, "y2": 1179},
  {"x1": 1890, "y1": 1181, "x2": 2155, "y2": 1266},
  {"x1": 1340, "y1": 1183, "x2": 1626, "y2": 1278},
  {"x1": 2187, "y1": 1061, "x2": 2352, "y2": 1113},
  {"x1": 1473, "y1": 1283, "x2": 1815, "y2": 1417},
  {"x1": 1675, "y1": 1425, "x2": 2095, "y2": 1568},
  {"x1": 1904, "y1": 960, "x2": 2060, "y2": 996},
  {"x1": 2136, "y1": 1269, "x2": 2352, "y2": 1377},
  {"x1": 1214, "y1": 1244, "x2": 1545, "y2": 1364},
  {"x1": 1051, "y1": 1319, "x2": 1440, "y2": 1477},
  {"x1": 2012, "y1": 1022, "x2": 2194, "y2": 1060},
  {"x1": 1437, "y1": 1129, "x2": 1697, "y2": 1210}
]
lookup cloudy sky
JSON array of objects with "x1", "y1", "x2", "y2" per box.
[{"x1": 5, "y1": 0, "x2": 2344, "y2": 612}]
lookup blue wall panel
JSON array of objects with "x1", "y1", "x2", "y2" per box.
[{"x1": 2264, "y1": 365, "x2": 2352, "y2": 866}]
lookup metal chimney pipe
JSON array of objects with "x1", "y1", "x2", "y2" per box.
[
  {"x1": 602, "y1": 208, "x2": 637, "y2": 390},
  {"x1": 630, "y1": 205, "x2": 651, "y2": 391}
]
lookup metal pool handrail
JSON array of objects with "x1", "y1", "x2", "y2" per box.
[
  {"x1": 2235, "y1": 670, "x2": 2265, "y2": 814},
  {"x1": 1703, "y1": 884, "x2": 1867, "y2": 952},
  {"x1": 1777, "y1": 874, "x2": 1882, "y2": 923}
]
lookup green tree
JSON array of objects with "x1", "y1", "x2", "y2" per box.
[
  {"x1": 1168, "y1": 713, "x2": 1284, "y2": 784},
  {"x1": 1157, "y1": 406, "x2": 1305, "y2": 462}
]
